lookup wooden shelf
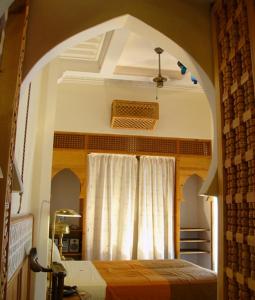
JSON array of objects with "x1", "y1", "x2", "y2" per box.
[
  {"x1": 180, "y1": 239, "x2": 210, "y2": 243},
  {"x1": 180, "y1": 228, "x2": 210, "y2": 232},
  {"x1": 63, "y1": 252, "x2": 81, "y2": 256},
  {"x1": 180, "y1": 249, "x2": 210, "y2": 254},
  {"x1": 68, "y1": 229, "x2": 82, "y2": 233}
]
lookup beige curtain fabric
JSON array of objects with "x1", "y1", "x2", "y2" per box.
[
  {"x1": 86, "y1": 153, "x2": 138, "y2": 260},
  {"x1": 137, "y1": 156, "x2": 175, "y2": 259},
  {"x1": 86, "y1": 154, "x2": 175, "y2": 260}
]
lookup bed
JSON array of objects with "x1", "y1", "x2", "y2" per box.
[{"x1": 62, "y1": 259, "x2": 217, "y2": 300}]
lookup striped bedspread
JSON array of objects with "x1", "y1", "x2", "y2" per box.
[{"x1": 63, "y1": 259, "x2": 217, "y2": 300}]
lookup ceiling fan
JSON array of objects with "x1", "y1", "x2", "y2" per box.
[{"x1": 153, "y1": 47, "x2": 167, "y2": 88}]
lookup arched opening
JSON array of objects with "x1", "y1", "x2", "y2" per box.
[
  {"x1": 15, "y1": 14, "x2": 217, "y2": 300},
  {"x1": 180, "y1": 174, "x2": 213, "y2": 270},
  {"x1": 21, "y1": 13, "x2": 217, "y2": 196},
  {"x1": 50, "y1": 168, "x2": 81, "y2": 225},
  {"x1": 50, "y1": 169, "x2": 82, "y2": 261}
]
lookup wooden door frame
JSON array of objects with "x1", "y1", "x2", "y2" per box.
[{"x1": 0, "y1": 2, "x2": 29, "y2": 299}]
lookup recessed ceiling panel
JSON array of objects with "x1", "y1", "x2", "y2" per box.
[
  {"x1": 59, "y1": 34, "x2": 106, "y2": 61},
  {"x1": 117, "y1": 32, "x2": 180, "y2": 71}
]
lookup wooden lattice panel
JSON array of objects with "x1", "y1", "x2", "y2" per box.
[
  {"x1": 213, "y1": 0, "x2": 255, "y2": 299},
  {"x1": 179, "y1": 140, "x2": 211, "y2": 156},
  {"x1": 87, "y1": 135, "x2": 135, "y2": 152},
  {"x1": 54, "y1": 132, "x2": 211, "y2": 157},
  {"x1": 135, "y1": 137, "x2": 177, "y2": 154},
  {"x1": 111, "y1": 100, "x2": 159, "y2": 130},
  {"x1": 1, "y1": 6, "x2": 29, "y2": 300},
  {"x1": 54, "y1": 133, "x2": 85, "y2": 149}
]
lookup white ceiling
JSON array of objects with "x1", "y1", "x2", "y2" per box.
[
  {"x1": 57, "y1": 30, "x2": 202, "y2": 91},
  {"x1": 117, "y1": 33, "x2": 180, "y2": 70},
  {"x1": 59, "y1": 34, "x2": 105, "y2": 61}
]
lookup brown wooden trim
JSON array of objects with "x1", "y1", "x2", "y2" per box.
[
  {"x1": 7, "y1": 214, "x2": 33, "y2": 300},
  {"x1": 6, "y1": 257, "x2": 30, "y2": 300},
  {"x1": 174, "y1": 158, "x2": 180, "y2": 258},
  {"x1": 7, "y1": 256, "x2": 27, "y2": 286},
  {"x1": 0, "y1": 4, "x2": 29, "y2": 299}
]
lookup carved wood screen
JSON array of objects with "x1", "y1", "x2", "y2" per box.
[
  {"x1": 54, "y1": 132, "x2": 212, "y2": 156},
  {"x1": 212, "y1": 0, "x2": 255, "y2": 298},
  {"x1": 0, "y1": 3, "x2": 29, "y2": 299}
]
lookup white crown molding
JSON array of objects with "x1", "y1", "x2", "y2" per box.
[
  {"x1": 58, "y1": 74, "x2": 203, "y2": 93},
  {"x1": 58, "y1": 76, "x2": 105, "y2": 85},
  {"x1": 114, "y1": 65, "x2": 182, "y2": 80}
]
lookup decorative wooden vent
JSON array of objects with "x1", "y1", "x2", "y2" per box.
[
  {"x1": 54, "y1": 132, "x2": 211, "y2": 157},
  {"x1": 54, "y1": 133, "x2": 85, "y2": 149},
  {"x1": 111, "y1": 100, "x2": 159, "y2": 130}
]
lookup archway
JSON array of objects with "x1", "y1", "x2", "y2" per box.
[
  {"x1": 180, "y1": 174, "x2": 213, "y2": 269},
  {"x1": 21, "y1": 14, "x2": 217, "y2": 194},
  {"x1": 19, "y1": 14, "x2": 217, "y2": 300},
  {"x1": 50, "y1": 168, "x2": 81, "y2": 224}
]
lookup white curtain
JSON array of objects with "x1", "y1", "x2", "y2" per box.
[
  {"x1": 137, "y1": 156, "x2": 175, "y2": 259},
  {"x1": 86, "y1": 153, "x2": 175, "y2": 260},
  {"x1": 86, "y1": 153, "x2": 138, "y2": 260}
]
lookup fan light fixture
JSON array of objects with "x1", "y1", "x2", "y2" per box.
[{"x1": 153, "y1": 47, "x2": 167, "y2": 88}]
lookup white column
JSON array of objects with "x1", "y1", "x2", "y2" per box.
[{"x1": 29, "y1": 62, "x2": 58, "y2": 300}]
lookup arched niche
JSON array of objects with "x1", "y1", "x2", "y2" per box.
[
  {"x1": 181, "y1": 174, "x2": 210, "y2": 229},
  {"x1": 180, "y1": 173, "x2": 212, "y2": 269},
  {"x1": 52, "y1": 167, "x2": 82, "y2": 184},
  {"x1": 50, "y1": 168, "x2": 81, "y2": 226}
]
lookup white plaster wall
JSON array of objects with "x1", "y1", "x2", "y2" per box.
[
  {"x1": 12, "y1": 72, "x2": 42, "y2": 215},
  {"x1": 29, "y1": 63, "x2": 58, "y2": 300},
  {"x1": 0, "y1": 0, "x2": 13, "y2": 16},
  {"x1": 10, "y1": 62, "x2": 57, "y2": 300},
  {"x1": 11, "y1": 61, "x2": 58, "y2": 300},
  {"x1": 55, "y1": 81, "x2": 212, "y2": 139}
]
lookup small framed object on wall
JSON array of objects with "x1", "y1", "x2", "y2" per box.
[
  {"x1": 69, "y1": 239, "x2": 79, "y2": 253},
  {"x1": 62, "y1": 238, "x2": 69, "y2": 253}
]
